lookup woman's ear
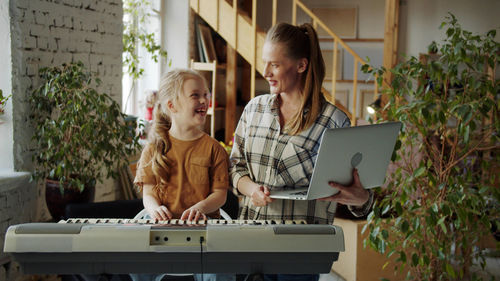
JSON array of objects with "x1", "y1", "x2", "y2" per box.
[{"x1": 297, "y1": 58, "x2": 308, "y2": 73}]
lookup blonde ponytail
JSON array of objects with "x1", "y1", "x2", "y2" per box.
[
  {"x1": 150, "y1": 102, "x2": 172, "y2": 196},
  {"x1": 266, "y1": 22, "x2": 326, "y2": 135}
]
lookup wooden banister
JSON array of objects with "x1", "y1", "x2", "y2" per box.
[
  {"x1": 331, "y1": 40, "x2": 338, "y2": 104},
  {"x1": 294, "y1": 0, "x2": 367, "y2": 66},
  {"x1": 191, "y1": 0, "x2": 382, "y2": 126},
  {"x1": 352, "y1": 59, "x2": 358, "y2": 125},
  {"x1": 251, "y1": 0, "x2": 257, "y2": 99}
]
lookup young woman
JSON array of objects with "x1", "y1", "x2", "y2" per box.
[{"x1": 230, "y1": 23, "x2": 373, "y2": 281}]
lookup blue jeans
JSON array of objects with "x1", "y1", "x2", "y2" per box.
[{"x1": 263, "y1": 274, "x2": 319, "y2": 281}]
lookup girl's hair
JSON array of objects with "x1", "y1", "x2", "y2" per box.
[
  {"x1": 266, "y1": 22, "x2": 326, "y2": 135},
  {"x1": 149, "y1": 68, "x2": 207, "y2": 193}
]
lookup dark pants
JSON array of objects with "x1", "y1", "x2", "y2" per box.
[{"x1": 263, "y1": 274, "x2": 319, "y2": 281}]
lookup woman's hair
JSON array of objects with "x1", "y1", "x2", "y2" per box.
[
  {"x1": 149, "y1": 68, "x2": 207, "y2": 193},
  {"x1": 266, "y1": 22, "x2": 326, "y2": 135}
]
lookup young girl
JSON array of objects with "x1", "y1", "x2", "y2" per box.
[{"x1": 134, "y1": 68, "x2": 229, "y2": 221}]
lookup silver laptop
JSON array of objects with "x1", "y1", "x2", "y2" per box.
[{"x1": 270, "y1": 121, "x2": 402, "y2": 200}]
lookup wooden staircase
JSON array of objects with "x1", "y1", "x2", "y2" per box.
[{"x1": 190, "y1": 0, "x2": 381, "y2": 129}]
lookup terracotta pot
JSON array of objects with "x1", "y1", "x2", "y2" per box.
[{"x1": 45, "y1": 178, "x2": 95, "y2": 221}]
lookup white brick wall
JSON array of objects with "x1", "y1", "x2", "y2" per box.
[
  {"x1": 0, "y1": 1, "x2": 124, "y2": 278},
  {"x1": 10, "y1": 0, "x2": 123, "y2": 171}
]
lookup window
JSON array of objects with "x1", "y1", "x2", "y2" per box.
[{"x1": 122, "y1": 0, "x2": 164, "y2": 120}]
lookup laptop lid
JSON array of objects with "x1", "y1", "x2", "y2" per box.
[{"x1": 270, "y1": 121, "x2": 401, "y2": 200}]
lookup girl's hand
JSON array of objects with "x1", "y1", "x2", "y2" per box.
[
  {"x1": 250, "y1": 185, "x2": 275, "y2": 207},
  {"x1": 181, "y1": 207, "x2": 207, "y2": 221},
  {"x1": 318, "y1": 168, "x2": 370, "y2": 206},
  {"x1": 150, "y1": 205, "x2": 173, "y2": 221}
]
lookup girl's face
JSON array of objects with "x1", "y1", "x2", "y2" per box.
[
  {"x1": 169, "y1": 77, "x2": 210, "y2": 129},
  {"x1": 262, "y1": 42, "x2": 307, "y2": 95}
]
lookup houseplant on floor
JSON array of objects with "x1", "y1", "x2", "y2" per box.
[
  {"x1": 29, "y1": 61, "x2": 142, "y2": 220},
  {"x1": 362, "y1": 14, "x2": 499, "y2": 280}
]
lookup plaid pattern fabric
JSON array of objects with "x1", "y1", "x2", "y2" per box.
[{"x1": 229, "y1": 94, "x2": 373, "y2": 224}]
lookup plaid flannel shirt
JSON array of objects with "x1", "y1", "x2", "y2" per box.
[{"x1": 229, "y1": 94, "x2": 373, "y2": 224}]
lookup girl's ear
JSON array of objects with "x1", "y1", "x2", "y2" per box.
[
  {"x1": 167, "y1": 100, "x2": 177, "y2": 113},
  {"x1": 297, "y1": 58, "x2": 308, "y2": 73}
]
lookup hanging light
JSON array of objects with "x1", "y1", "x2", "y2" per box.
[{"x1": 366, "y1": 95, "x2": 382, "y2": 115}]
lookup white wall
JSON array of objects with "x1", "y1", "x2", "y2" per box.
[
  {"x1": 257, "y1": 0, "x2": 385, "y2": 38},
  {"x1": 399, "y1": 0, "x2": 500, "y2": 58},
  {"x1": 303, "y1": 0, "x2": 385, "y2": 38},
  {"x1": 0, "y1": 0, "x2": 13, "y2": 171},
  {"x1": 163, "y1": 0, "x2": 190, "y2": 70}
]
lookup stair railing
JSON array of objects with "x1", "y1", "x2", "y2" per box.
[
  {"x1": 290, "y1": 0, "x2": 379, "y2": 125},
  {"x1": 191, "y1": 0, "x2": 379, "y2": 125}
]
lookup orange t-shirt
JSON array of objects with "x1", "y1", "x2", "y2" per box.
[{"x1": 134, "y1": 133, "x2": 229, "y2": 218}]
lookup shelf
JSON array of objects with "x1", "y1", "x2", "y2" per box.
[
  {"x1": 319, "y1": 38, "x2": 384, "y2": 43},
  {"x1": 207, "y1": 106, "x2": 225, "y2": 115},
  {"x1": 324, "y1": 79, "x2": 375, "y2": 84}
]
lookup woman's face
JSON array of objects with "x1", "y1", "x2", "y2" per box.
[
  {"x1": 262, "y1": 41, "x2": 307, "y2": 95},
  {"x1": 169, "y1": 77, "x2": 210, "y2": 128}
]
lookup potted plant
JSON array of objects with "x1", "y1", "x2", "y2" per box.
[
  {"x1": 361, "y1": 14, "x2": 499, "y2": 280},
  {"x1": 29, "y1": 61, "x2": 142, "y2": 220}
]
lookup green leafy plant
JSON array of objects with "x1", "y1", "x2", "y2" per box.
[
  {"x1": 123, "y1": 0, "x2": 168, "y2": 108},
  {"x1": 362, "y1": 14, "x2": 499, "y2": 280},
  {"x1": 0, "y1": 89, "x2": 11, "y2": 115},
  {"x1": 30, "y1": 61, "x2": 142, "y2": 193}
]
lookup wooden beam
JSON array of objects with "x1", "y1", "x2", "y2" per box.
[
  {"x1": 210, "y1": 61, "x2": 217, "y2": 137},
  {"x1": 233, "y1": 0, "x2": 238, "y2": 48},
  {"x1": 251, "y1": 0, "x2": 256, "y2": 99},
  {"x1": 352, "y1": 59, "x2": 358, "y2": 126},
  {"x1": 216, "y1": 0, "x2": 220, "y2": 31},
  {"x1": 382, "y1": 0, "x2": 399, "y2": 88},
  {"x1": 225, "y1": 45, "x2": 237, "y2": 144},
  {"x1": 272, "y1": 0, "x2": 277, "y2": 26},
  {"x1": 331, "y1": 40, "x2": 338, "y2": 104},
  {"x1": 241, "y1": 62, "x2": 251, "y2": 103},
  {"x1": 319, "y1": 38, "x2": 385, "y2": 43}
]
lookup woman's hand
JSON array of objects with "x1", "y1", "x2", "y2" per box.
[
  {"x1": 180, "y1": 207, "x2": 207, "y2": 221},
  {"x1": 318, "y1": 168, "x2": 370, "y2": 206},
  {"x1": 149, "y1": 205, "x2": 173, "y2": 221},
  {"x1": 250, "y1": 185, "x2": 275, "y2": 207}
]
